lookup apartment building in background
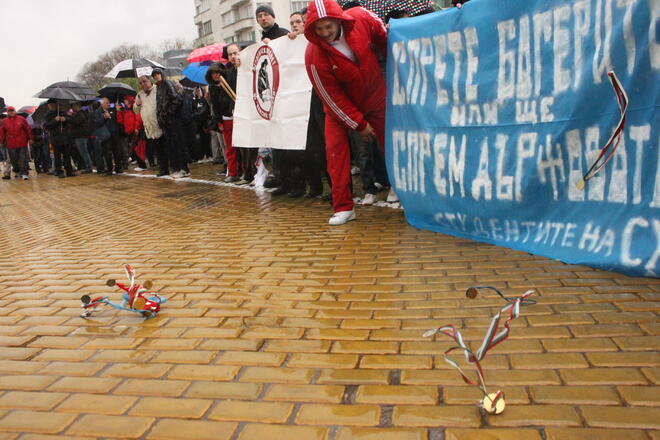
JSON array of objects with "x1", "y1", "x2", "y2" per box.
[
  {"x1": 194, "y1": 0, "x2": 303, "y2": 47},
  {"x1": 194, "y1": 0, "x2": 454, "y2": 47}
]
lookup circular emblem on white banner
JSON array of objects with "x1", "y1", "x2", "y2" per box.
[{"x1": 252, "y1": 45, "x2": 280, "y2": 120}]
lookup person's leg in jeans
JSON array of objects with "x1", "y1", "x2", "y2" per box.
[
  {"x1": 240, "y1": 148, "x2": 258, "y2": 182},
  {"x1": 92, "y1": 138, "x2": 106, "y2": 173},
  {"x1": 16, "y1": 147, "x2": 29, "y2": 176},
  {"x1": 210, "y1": 131, "x2": 224, "y2": 164},
  {"x1": 8, "y1": 148, "x2": 20, "y2": 176},
  {"x1": 165, "y1": 121, "x2": 185, "y2": 173},
  {"x1": 62, "y1": 144, "x2": 75, "y2": 176},
  {"x1": 155, "y1": 137, "x2": 169, "y2": 175},
  {"x1": 41, "y1": 144, "x2": 52, "y2": 173},
  {"x1": 103, "y1": 136, "x2": 116, "y2": 174},
  {"x1": 30, "y1": 144, "x2": 42, "y2": 173},
  {"x1": 111, "y1": 136, "x2": 125, "y2": 173},
  {"x1": 352, "y1": 131, "x2": 378, "y2": 196},
  {"x1": 271, "y1": 149, "x2": 282, "y2": 184},
  {"x1": 146, "y1": 138, "x2": 155, "y2": 168},
  {"x1": 372, "y1": 141, "x2": 389, "y2": 188},
  {"x1": 75, "y1": 138, "x2": 93, "y2": 172},
  {"x1": 288, "y1": 150, "x2": 306, "y2": 197},
  {"x1": 52, "y1": 143, "x2": 64, "y2": 176}
]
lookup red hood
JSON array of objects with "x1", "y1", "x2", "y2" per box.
[{"x1": 304, "y1": 0, "x2": 355, "y2": 46}]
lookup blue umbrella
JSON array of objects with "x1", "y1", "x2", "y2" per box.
[{"x1": 182, "y1": 61, "x2": 213, "y2": 86}]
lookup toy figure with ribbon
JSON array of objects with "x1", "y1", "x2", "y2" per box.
[
  {"x1": 80, "y1": 264, "x2": 166, "y2": 318},
  {"x1": 423, "y1": 286, "x2": 536, "y2": 414}
]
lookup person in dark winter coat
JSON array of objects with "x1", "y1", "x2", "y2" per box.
[
  {"x1": 30, "y1": 125, "x2": 51, "y2": 174},
  {"x1": 90, "y1": 98, "x2": 114, "y2": 175},
  {"x1": 43, "y1": 99, "x2": 75, "y2": 178},
  {"x1": 0, "y1": 106, "x2": 32, "y2": 179},
  {"x1": 256, "y1": 4, "x2": 290, "y2": 189},
  {"x1": 69, "y1": 102, "x2": 93, "y2": 173},
  {"x1": 152, "y1": 68, "x2": 188, "y2": 177},
  {"x1": 204, "y1": 63, "x2": 226, "y2": 168},
  {"x1": 192, "y1": 87, "x2": 211, "y2": 161},
  {"x1": 257, "y1": 4, "x2": 290, "y2": 42}
]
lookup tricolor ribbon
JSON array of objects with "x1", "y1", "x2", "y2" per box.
[
  {"x1": 578, "y1": 71, "x2": 629, "y2": 189},
  {"x1": 424, "y1": 288, "x2": 536, "y2": 408}
]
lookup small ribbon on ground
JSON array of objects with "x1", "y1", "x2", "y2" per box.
[{"x1": 423, "y1": 288, "x2": 535, "y2": 409}]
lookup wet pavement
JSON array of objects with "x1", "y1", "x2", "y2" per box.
[{"x1": 0, "y1": 163, "x2": 658, "y2": 439}]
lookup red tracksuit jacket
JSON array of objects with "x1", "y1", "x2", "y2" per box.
[
  {"x1": 304, "y1": 0, "x2": 387, "y2": 133},
  {"x1": 0, "y1": 115, "x2": 32, "y2": 149}
]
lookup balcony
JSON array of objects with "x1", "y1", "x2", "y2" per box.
[
  {"x1": 233, "y1": 16, "x2": 255, "y2": 31},
  {"x1": 230, "y1": 0, "x2": 250, "y2": 7}
]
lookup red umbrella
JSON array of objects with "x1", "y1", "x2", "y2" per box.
[
  {"x1": 17, "y1": 105, "x2": 37, "y2": 116},
  {"x1": 187, "y1": 43, "x2": 228, "y2": 64}
]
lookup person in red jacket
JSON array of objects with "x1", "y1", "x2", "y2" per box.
[
  {"x1": 304, "y1": 0, "x2": 388, "y2": 225},
  {"x1": 0, "y1": 106, "x2": 33, "y2": 180},
  {"x1": 117, "y1": 95, "x2": 147, "y2": 170}
]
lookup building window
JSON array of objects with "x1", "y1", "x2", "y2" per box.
[
  {"x1": 227, "y1": 35, "x2": 236, "y2": 43},
  {"x1": 290, "y1": 1, "x2": 307, "y2": 13},
  {"x1": 196, "y1": 0, "x2": 211, "y2": 15},
  {"x1": 222, "y1": 10, "x2": 235, "y2": 26},
  {"x1": 201, "y1": 20, "x2": 213, "y2": 36},
  {"x1": 237, "y1": 4, "x2": 252, "y2": 20}
]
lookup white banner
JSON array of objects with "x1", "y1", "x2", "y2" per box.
[{"x1": 233, "y1": 36, "x2": 312, "y2": 150}]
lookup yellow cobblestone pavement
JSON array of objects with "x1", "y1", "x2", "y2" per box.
[{"x1": 0, "y1": 164, "x2": 658, "y2": 439}]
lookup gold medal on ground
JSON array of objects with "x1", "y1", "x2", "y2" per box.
[{"x1": 483, "y1": 393, "x2": 505, "y2": 415}]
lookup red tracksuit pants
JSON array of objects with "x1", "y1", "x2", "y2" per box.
[
  {"x1": 222, "y1": 119, "x2": 238, "y2": 177},
  {"x1": 325, "y1": 110, "x2": 385, "y2": 213}
]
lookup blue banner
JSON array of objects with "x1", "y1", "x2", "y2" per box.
[{"x1": 386, "y1": 0, "x2": 659, "y2": 277}]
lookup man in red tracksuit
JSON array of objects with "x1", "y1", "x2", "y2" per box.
[
  {"x1": 304, "y1": 0, "x2": 387, "y2": 225},
  {"x1": 0, "y1": 106, "x2": 32, "y2": 180}
]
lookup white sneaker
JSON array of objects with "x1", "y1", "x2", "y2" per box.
[
  {"x1": 374, "y1": 182, "x2": 384, "y2": 191},
  {"x1": 387, "y1": 188, "x2": 399, "y2": 203},
  {"x1": 171, "y1": 171, "x2": 184, "y2": 178},
  {"x1": 21, "y1": 175, "x2": 29, "y2": 181},
  {"x1": 328, "y1": 209, "x2": 356, "y2": 225},
  {"x1": 362, "y1": 193, "x2": 377, "y2": 205},
  {"x1": 133, "y1": 167, "x2": 145, "y2": 171},
  {"x1": 181, "y1": 171, "x2": 191, "y2": 177},
  {"x1": 351, "y1": 166, "x2": 360, "y2": 176}
]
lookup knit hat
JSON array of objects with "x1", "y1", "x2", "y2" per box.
[{"x1": 255, "y1": 4, "x2": 275, "y2": 18}]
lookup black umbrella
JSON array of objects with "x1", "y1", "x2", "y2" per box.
[
  {"x1": 34, "y1": 81, "x2": 97, "y2": 101},
  {"x1": 179, "y1": 77, "x2": 206, "y2": 88},
  {"x1": 164, "y1": 67, "x2": 182, "y2": 77},
  {"x1": 105, "y1": 58, "x2": 166, "y2": 79},
  {"x1": 98, "y1": 82, "x2": 137, "y2": 102},
  {"x1": 31, "y1": 101, "x2": 50, "y2": 125}
]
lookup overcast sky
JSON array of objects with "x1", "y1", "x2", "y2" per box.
[{"x1": 0, "y1": 1, "x2": 198, "y2": 109}]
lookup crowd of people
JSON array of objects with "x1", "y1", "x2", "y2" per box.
[{"x1": 0, "y1": 0, "x2": 468, "y2": 225}]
